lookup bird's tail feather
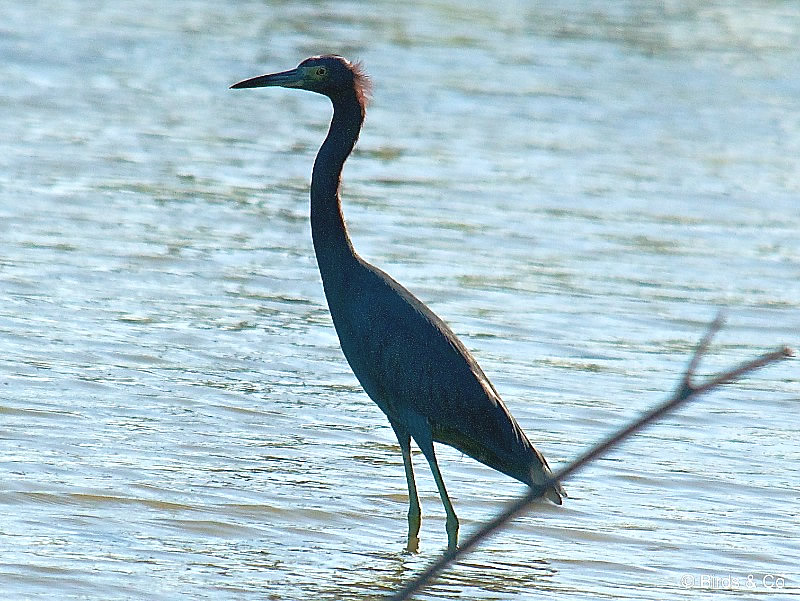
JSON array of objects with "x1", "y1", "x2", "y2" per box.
[
  {"x1": 529, "y1": 449, "x2": 566, "y2": 505},
  {"x1": 542, "y1": 468, "x2": 566, "y2": 505}
]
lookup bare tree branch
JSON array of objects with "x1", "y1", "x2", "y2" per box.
[{"x1": 390, "y1": 315, "x2": 792, "y2": 601}]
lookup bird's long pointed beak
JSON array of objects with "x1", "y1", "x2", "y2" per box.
[{"x1": 230, "y1": 68, "x2": 304, "y2": 90}]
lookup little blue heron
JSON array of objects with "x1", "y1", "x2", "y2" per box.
[{"x1": 231, "y1": 55, "x2": 563, "y2": 551}]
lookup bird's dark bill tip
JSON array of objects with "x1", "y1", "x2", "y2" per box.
[
  {"x1": 230, "y1": 77, "x2": 261, "y2": 90},
  {"x1": 230, "y1": 69, "x2": 302, "y2": 90}
]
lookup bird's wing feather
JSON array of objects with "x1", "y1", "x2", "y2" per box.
[{"x1": 329, "y1": 260, "x2": 549, "y2": 484}]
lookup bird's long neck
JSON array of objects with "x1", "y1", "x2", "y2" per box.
[{"x1": 310, "y1": 90, "x2": 364, "y2": 285}]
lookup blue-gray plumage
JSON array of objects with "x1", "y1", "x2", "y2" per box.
[{"x1": 231, "y1": 55, "x2": 564, "y2": 551}]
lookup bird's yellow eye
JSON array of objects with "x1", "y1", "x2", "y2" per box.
[{"x1": 315, "y1": 67, "x2": 327, "y2": 77}]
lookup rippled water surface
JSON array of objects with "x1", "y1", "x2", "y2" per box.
[{"x1": 1, "y1": 1, "x2": 798, "y2": 599}]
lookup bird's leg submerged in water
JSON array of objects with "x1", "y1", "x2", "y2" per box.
[
  {"x1": 418, "y1": 440, "x2": 459, "y2": 550},
  {"x1": 397, "y1": 415, "x2": 459, "y2": 550},
  {"x1": 391, "y1": 422, "x2": 421, "y2": 553},
  {"x1": 398, "y1": 411, "x2": 460, "y2": 550}
]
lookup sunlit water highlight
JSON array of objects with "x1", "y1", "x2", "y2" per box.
[{"x1": 1, "y1": 2, "x2": 798, "y2": 599}]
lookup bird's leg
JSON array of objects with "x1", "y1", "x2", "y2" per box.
[
  {"x1": 400, "y1": 439, "x2": 422, "y2": 553},
  {"x1": 391, "y1": 422, "x2": 421, "y2": 553},
  {"x1": 417, "y1": 439, "x2": 459, "y2": 550}
]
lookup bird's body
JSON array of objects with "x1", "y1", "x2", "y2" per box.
[
  {"x1": 232, "y1": 55, "x2": 563, "y2": 551},
  {"x1": 329, "y1": 255, "x2": 553, "y2": 490}
]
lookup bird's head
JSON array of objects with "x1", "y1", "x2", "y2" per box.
[{"x1": 231, "y1": 55, "x2": 371, "y2": 107}]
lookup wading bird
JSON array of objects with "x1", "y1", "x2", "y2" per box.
[{"x1": 231, "y1": 56, "x2": 563, "y2": 551}]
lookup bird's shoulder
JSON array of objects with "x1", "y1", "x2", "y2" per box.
[
  {"x1": 335, "y1": 259, "x2": 506, "y2": 414},
  {"x1": 349, "y1": 259, "x2": 473, "y2": 359}
]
